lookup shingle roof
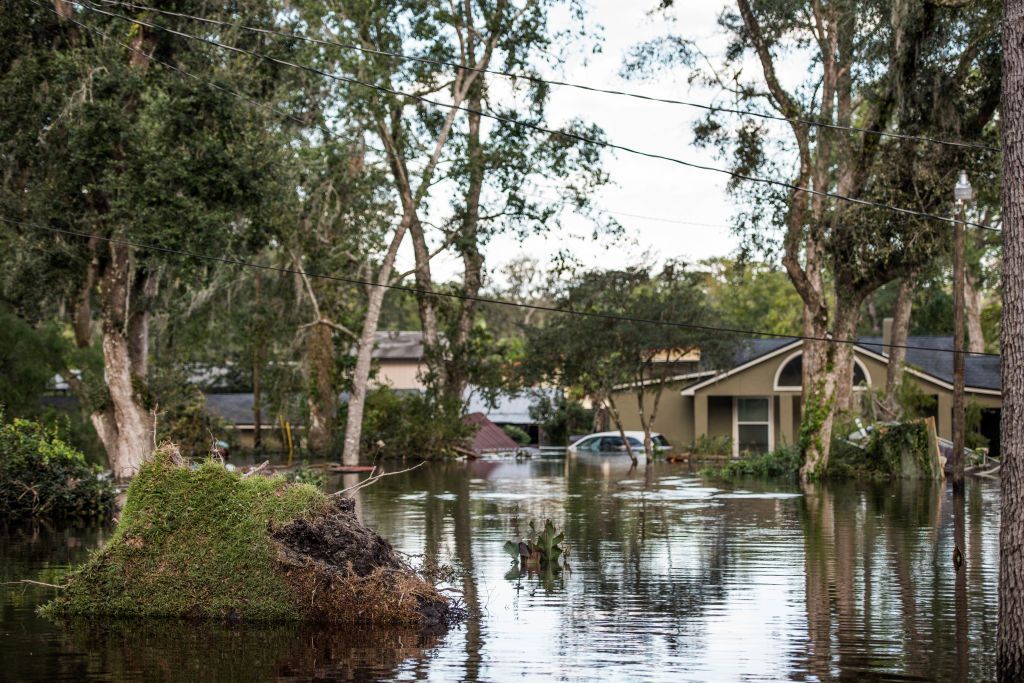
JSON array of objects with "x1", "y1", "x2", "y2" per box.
[
  {"x1": 464, "y1": 412, "x2": 520, "y2": 453},
  {"x1": 730, "y1": 338, "x2": 797, "y2": 366},
  {"x1": 858, "y1": 336, "x2": 1000, "y2": 390},
  {"x1": 372, "y1": 331, "x2": 425, "y2": 360}
]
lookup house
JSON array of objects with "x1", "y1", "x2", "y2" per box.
[
  {"x1": 608, "y1": 324, "x2": 1002, "y2": 457},
  {"x1": 202, "y1": 332, "x2": 557, "y2": 447}
]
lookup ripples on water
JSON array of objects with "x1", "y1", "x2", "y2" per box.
[{"x1": 1, "y1": 454, "x2": 999, "y2": 681}]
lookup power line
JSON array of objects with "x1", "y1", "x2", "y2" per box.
[
  {"x1": 0, "y1": 215, "x2": 998, "y2": 358},
  {"x1": 70, "y1": 1, "x2": 1001, "y2": 234},
  {"x1": 36, "y1": 2, "x2": 710, "y2": 248},
  {"x1": 92, "y1": 0, "x2": 1000, "y2": 154}
]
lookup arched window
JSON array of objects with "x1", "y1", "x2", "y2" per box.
[{"x1": 773, "y1": 352, "x2": 870, "y2": 390}]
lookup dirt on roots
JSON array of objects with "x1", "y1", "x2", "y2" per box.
[{"x1": 272, "y1": 497, "x2": 461, "y2": 627}]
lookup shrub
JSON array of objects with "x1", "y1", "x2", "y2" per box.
[
  {"x1": 0, "y1": 414, "x2": 115, "y2": 519},
  {"x1": 528, "y1": 394, "x2": 593, "y2": 446},
  {"x1": 357, "y1": 388, "x2": 475, "y2": 460},
  {"x1": 688, "y1": 434, "x2": 733, "y2": 456},
  {"x1": 829, "y1": 420, "x2": 938, "y2": 480},
  {"x1": 700, "y1": 445, "x2": 802, "y2": 480},
  {"x1": 501, "y1": 424, "x2": 531, "y2": 446}
]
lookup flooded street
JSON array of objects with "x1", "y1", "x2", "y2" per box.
[{"x1": 1, "y1": 454, "x2": 999, "y2": 681}]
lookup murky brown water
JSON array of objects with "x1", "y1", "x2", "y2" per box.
[{"x1": 1, "y1": 454, "x2": 999, "y2": 681}]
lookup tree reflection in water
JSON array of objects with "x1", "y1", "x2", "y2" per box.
[{"x1": 1, "y1": 457, "x2": 1002, "y2": 681}]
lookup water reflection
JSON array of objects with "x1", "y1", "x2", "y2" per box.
[{"x1": 1, "y1": 455, "x2": 1000, "y2": 681}]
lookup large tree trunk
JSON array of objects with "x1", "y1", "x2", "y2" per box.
[
  {"x1": 999, "y1": 1, "x2": 1024, "y2": 677},
  {"x1": 305, "y1": 322, "x2": 336, "y2": 454},
  {"x1": 800, "y1": 300, "x2": 859, "y2": 479},
  {"x1": 884, "y1": 275, "x2": 916, "y2": 417},
  {"x1": 341, "y1": 220, "x2": 409, "y2": 466},
  {"x1": 91, "y1": 243, "x2": 155, "y2": 480}
]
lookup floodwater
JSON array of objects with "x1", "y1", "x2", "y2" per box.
[{"x1": 1, "y1": 454, "x2": 1000, "y2": 681}]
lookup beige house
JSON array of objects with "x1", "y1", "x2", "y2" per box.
[{"x1": 610, "y1": 334, "x2": 1002, "y2": 457}]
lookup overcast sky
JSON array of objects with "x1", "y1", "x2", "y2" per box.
[{"x1": 396, "y1": 0, "x2": 754, "y2": 285}]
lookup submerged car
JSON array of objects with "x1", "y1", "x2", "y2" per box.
[{"x1": 567, "y1": 431, "x2": 670, "y2": 455}]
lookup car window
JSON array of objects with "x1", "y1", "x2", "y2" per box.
[
  {"x1": 574, "y1": 437, "x2": 595, "y2": 451},
  {"x1": 599, "y1": 437, "x2": 623, "y2": 450},
  {"x1": 654, "y1": 435, "x2": 670, "y2": 447},
  {"x1": 627, "y1": 437, "x2": 643, "y2": 447}
]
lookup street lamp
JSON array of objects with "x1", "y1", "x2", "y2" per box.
[
  {"x1": 951, "y1": 170, "x2": 972, "y2": 493},
  {"x1": 955, "y1": 170, "x2": 974, "y2": 204}
]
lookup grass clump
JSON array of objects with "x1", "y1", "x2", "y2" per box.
[
  {"x1": 0, "y1": 413, "x2": 114, "y2": 520},
  {"x1": 43, "y1": 445, "x2": 456, "y2": 626}
]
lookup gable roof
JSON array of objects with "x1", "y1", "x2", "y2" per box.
[
  {"x1": 858, "y1": 336, "x2": 1000, "y2": 391},
  {"x1": 681, "y1": 335, "x2": 1001, "y2": 396},
  {"x1": 681, "y1": 339, "x2": 802, "y2": 395}
]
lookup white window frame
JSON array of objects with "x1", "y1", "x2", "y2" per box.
[
  {"x1": 733, "y1": 396, "x2": 774, "y2": 457},
  {"x1": 772, "y1": 351, "x2": 872, "y2": 392}
]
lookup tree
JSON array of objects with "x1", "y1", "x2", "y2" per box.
[
  {"x1": 1000, "y1": 0, "x2": 1024, "y2": 677},
  {"x1": 290, "y1": 0, "x2": 609, "y2": 463},
  {"x1": 629, "y1": 0, "x2": 1001, "y2": 477},
  {"x1": 698, "y1": 257, "x2": 802, "y2": 336},
  {"x1": 0, "y1": 1, "x2": 289, "y2": 477},
  {"x1": 521, "y1": 263, "x2": 732, "y2": 464}
]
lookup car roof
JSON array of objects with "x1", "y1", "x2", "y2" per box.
[{"x1": 577, "y1": 431, "x2": 660, "y2": 440}]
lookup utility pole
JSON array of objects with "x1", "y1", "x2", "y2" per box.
[
  {"x1": 1000, "y1": 0, "x2": 1024, "y2": 678},
  {"x1": 952, "y1": 170, "x2": 972, "y2": 493}
]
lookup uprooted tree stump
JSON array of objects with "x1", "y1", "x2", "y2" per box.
[{"x1": 42, "y1": 446, "x2": 459, "y2": 627}]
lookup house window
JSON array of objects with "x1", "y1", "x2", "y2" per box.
[
  {"x1": 773, "y1": 352, "x2": 870, "y2": 390},
  {"x1": 734, "y1": 397, "x2": 772, "y2": 456}
]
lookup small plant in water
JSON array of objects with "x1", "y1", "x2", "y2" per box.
[{"x1": 503, "y1": 520, "x2": 566, "y2": 578}]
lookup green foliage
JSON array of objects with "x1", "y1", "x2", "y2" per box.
[
  {"x1": 897, "y1": 375, "x2": 938, "y2": 419},
  {"x1": 828, "y1": 422, "x2": 938, "y2": 480},
  {"x1": 965, "y1": 400, "x2": 989, "y2": 451},
  {"x1": 286, "y1": 463, "x2": 327, "y2": 489},
  {"x1": 520, "y1": 263, "x2": 736, "y2": 440},
  {"x1": 0, "y1": 308, "x2": 67, "y2": 417},
  {"x1": 44, "y1": 448, "x2": 328, "y2": 621},
  {"x1": 532, "y1": 520, "x2": 565, "y2": 568},
  {"x1": 687, "y1": 434, "x2": 733, "y2": 456},
  {"x1": 0, "y1": 413, "x2": 114, "y2": 520},
  {"x1": 527, "y1": 393, "x2": 593, "y2": 446},
  {"x1": 357, "y1": 388, "x2": 475, "y2": 460},
  {"x1": 152, "y1": 377, "x2": 235, "y2": 458},
  {"x1": 504, "y1": 519, "x2": 566, "y2": 572},
  {"x1": 698, "y1": 258, "x2": 802, "y2": 336},
  {"x1": 700, "y1": 446, "x2": 802, "y2": 480},
  {"x1": 501, "y1": 424, "x2": 531, "y2": 446}
]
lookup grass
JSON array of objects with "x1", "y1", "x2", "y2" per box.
[{"x1": 44, "y1": 446, "x2": 328, "y2": 621}]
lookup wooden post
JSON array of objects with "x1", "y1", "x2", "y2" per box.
[{"x1": 952, "y1": 197, "x2": 967, "y2": 492}]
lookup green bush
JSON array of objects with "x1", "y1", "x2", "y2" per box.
[
  {"x1": 0, "y1": 413, "x2": 115, "y2": 519},
  {"x1": 688, "y1": 434, "x2": 733, "y2": 456},
  {"x1": 356, "y1": 388, "x2": 476, "y2": 460},
  {"x1": 829, "y1": 421, "x2": 937, "y2": 480},
  {"x1": 528, "y1": 394, "x2": 593, "y2": 446},
  {"x1": 501, "y1": 424, "x2": 531, "y2": 446},
  {"x1": 700, "y1": 445, "x2": 802, "y2": 480}
]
